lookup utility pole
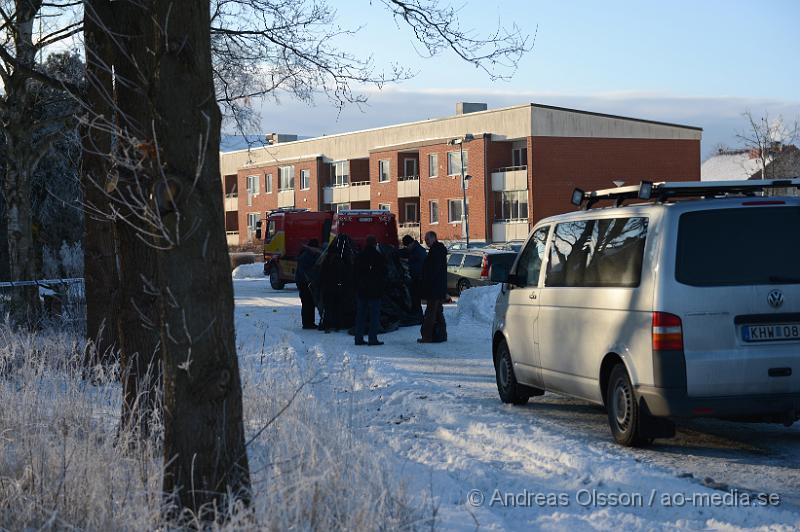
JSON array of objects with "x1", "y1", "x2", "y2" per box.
[{"x1": 448, "y1": 133, "x2": 474, "y2": 245}]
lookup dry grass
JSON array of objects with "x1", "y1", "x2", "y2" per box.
[{"x1": 0, "y1": 323, "x2": 429, "y2": 530}]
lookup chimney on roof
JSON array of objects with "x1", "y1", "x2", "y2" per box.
[
  {"x1": 456, "y1": 102, "x2": 488, "y2": 115},
  {"x1": 266, "y1": 132, "x2": 298, "y2": 144}
]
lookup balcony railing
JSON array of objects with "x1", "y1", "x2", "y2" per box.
[
  {"x1": 398, "y1": 175, "x2": 419, "y2": 181},
  {"x1": 492, "y1": 165, "x2": 527, "y2": 173},
  {"x1": 399, "y1": 222, "x2": 420, "y2": 227},
  {"x1": 225, "y1": 191, "x2": 238, "y2": 198}
]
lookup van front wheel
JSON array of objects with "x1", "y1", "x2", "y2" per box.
[
  {"x1": 494, "y1": 340, "x2": 529, "y2": 406},
  {"x1": 607, "y1": 364, "x2": 650, "y2": 446},
  {"x1": 269, "y1": 268, "x2": 285, "y2": 290}
]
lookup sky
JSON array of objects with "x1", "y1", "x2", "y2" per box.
[{"x1": 242, "y1": 0, "x2": 800, "y2": 158}]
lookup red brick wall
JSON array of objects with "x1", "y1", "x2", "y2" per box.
[
  {"x1": 370, "y1": 150, "x2": 399, "y2": 210},
  {"x1": 350, "y1": 158, "x2": 370, "y2": 183},
  {"x1": 295, "y1": 159, "x2": 320, "y2": 210},
  {"x1": 530, "y1": 136, "x2": 700, "y2": 223},
  {"x1": 418, "y1": 139, "x2": 490, "y2": 242}
]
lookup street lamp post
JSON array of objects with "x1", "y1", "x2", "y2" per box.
[{"x1": 448, "y1": 133, "x2": 474, "y2": 246}]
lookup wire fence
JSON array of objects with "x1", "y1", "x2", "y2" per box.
[{"x1": 0, "y1": 278, "x2": 86, "y2": 325}]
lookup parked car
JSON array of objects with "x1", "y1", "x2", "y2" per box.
[
  {"x1": 446, "y1": 240, "x2": 485, "y2": 251},
  {"x1": 484, "y1": 240, "x2": 525, "y2": 253},
  {"x1": 490, "y1": 179, "x2": 800, "y2": 446},
  {"x1": 447, "y1": 249, "x2": 517, "y2": 296}
]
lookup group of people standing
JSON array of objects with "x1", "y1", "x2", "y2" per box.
[{"x1": 294, "y1": 231, "x2": 450, "y2": 346}]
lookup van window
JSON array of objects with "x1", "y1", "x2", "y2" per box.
[
  {"x1": 462, "y1": 255, "x2": 483, "y2": 268},
  {"x1": 266, "y1": 220, "x2": 277, "y2": 240},
  {"x1": 447, "y1": 253, "x2": 464, "y2": 267},
  {"x1": 676, "y1": 207, "x2": 800, "y2": 286},
  {"x1": 515, "y1": 226, "x2": 549, "y2": 287},
  {"x1": 546, "y1": 217, "x2": 648, "y2": 288}
]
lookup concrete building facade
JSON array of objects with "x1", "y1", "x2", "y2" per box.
[{"x1": 221, "y1": 103, "x2": 702, "y2": 246}]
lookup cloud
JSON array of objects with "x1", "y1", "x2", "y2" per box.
[{"x1": 244, "y1": 88, "x2": 800, "y2": 159}]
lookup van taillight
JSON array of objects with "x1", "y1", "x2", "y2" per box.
[
  {"x1": 652, "y1": 312, "x2": 683, "y2": 351},
  {"x1": 480, "y1": 255, "x2": 489, "y2": 279}
]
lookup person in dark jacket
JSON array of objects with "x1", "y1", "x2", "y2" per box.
[
  {"x1": 401, "y1": 234, "x2": 427, "y2": 322},
  {"x1": 419, "y1": 231, "x2": 448, "y2": 343},
  {"x1": 295, "y1": 239, "x2": 321, "y2": 329},
  {"x1": 354, "y1": 235, "x2": 387, "y2": 346}
]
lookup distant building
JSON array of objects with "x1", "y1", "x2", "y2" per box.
[
  {"x1": 220, "y1": 102, "x2": 702, "y2": 246},
  {"x1": 701, "y1": 144, "x2": 800, "y2": 196}
]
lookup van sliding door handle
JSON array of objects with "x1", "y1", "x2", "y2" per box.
[{"x1": 529, "y1": 293, "x2": 537, "y2": 300}]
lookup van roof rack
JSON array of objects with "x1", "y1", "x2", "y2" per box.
[{"x1": 571, "y1": 178, "x2": 800, "y2": 210}]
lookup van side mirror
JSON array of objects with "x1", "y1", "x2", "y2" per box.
[
  {"x1": 255, "y1": 229, "x2": 262, "y2": 240},
  {"x1": 489, "y1": 263, "x2": 509, "y2": 283}
]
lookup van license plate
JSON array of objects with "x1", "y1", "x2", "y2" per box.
[{"x1": 742, "y1": 323, "x2": 800, "y2": 342}]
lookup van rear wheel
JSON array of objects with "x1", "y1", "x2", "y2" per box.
[
  {"x1": 494, "y1": 340, "x2": 530, "y2": 405},
  {"x1": 606, "y1": 364, "x2": 650, "y2": 446}
]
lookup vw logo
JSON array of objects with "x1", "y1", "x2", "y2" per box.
[{"x1": 767, "y1": 290, "x2": 784, "y2": 309}]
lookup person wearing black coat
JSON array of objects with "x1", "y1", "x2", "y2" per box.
[
  {"x1": 400, "y1": 234, "x2": 427, "y2": 321},
  {"x1": 295, "y1": 239, "x2": 321, "y2": 329},
  {"x1": 354, "y1": 235, "x2": 387, "y2": 346},
  {"x1": 419, "y1": 231, "x2": 448, "y2": 343}
]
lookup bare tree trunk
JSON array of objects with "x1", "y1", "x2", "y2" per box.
[
  {"x1": 1, "y1": 1, "x2": 42, "y2": 323},
  {"x1": 85, "y1": 0, "x2": 250, "y2": 519},
  {"x1": 82, "y1": 0, "x2": 120, "y2": 362},
  {"x1": 146, "y1": 1, "x2": 251, "y2": 517}
]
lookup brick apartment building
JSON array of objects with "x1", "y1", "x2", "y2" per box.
[{"x1": 220, "y1": 102, "x2": 702, "y2": 246}]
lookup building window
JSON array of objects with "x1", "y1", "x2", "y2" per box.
[
  {"x1": 336, "y1": 203, "x2": 350, "y2": 213},
  {"x1": 512, "y1": 146, "x2": 528, "y2": 167},
  {"x1": 494, "y1": 190, "x2": 529, "y2": 221},
  {"x1": 278, "y1": 166, "x2": 295, "y2": 190},
  {"x1": 265, "y1": 173, "x2": 273, "y2": 194},
  {"x1": 300, "y1": 169, "x2": 310, "y2": 190},
  {"x1": 247, "y1": 212, "x2": 259, "y2": 239},
  {"x1": 333, "y1": 161, "x2": 349, "y2": 186},
  {"x1": 429, "y1": 200, "x2": 439, "y2": 224},
  {"x1": 378, "y1": 203, "x2": 391, "y2": 211},
  {"x1": 447, "y1": 150, "x2": 468, "y2": 176},
  {"x1": 405, "y1": 202, "x2": 418, "y2": 223},
  {"x1": 403, "y1": 158, "x2": 418, "y2": 178},
  {"x1": 379, "y1": 159, "x2": 390, "y2": 182},
  {"x1": 428, "y1": 153, "x2": 438, "y2": 177},
  {"x1": 448, "y1": 199, "x2": 464, "y2": 223},
  {"x1": 246, "y1": 175, "x2": 260, "y2": 195}
]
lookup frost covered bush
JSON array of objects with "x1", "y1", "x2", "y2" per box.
[
  {"x1": 42, "y1": 241, "x2": 83, "y2": 279},
  {"x1": 0, "y1": 323, "x2": 425, "y2": 530}
]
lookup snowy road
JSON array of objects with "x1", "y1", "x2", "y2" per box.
[{"x1": 234, "y1": 278, "x2": 800, "y2": 530}]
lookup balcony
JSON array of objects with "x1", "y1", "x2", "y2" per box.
[
  {"x1": 277, "y1": 189, "x2": 295, "y2": 208},
  {"x1": 226, "y1": 231, "x2": 240, "y2": 247},
  {"x1": 224, "y1": 192, "x2": 238, "y2": 211},
  {"x1": 491, "y1": 166, "x2": 528, "y2": 192},
  {"x1": 323, "y1": 181, "x2": 371, "y2": 204},
  {"x1": 398, "y1": 222, "x2": 421, "y2": 241},
  {"x1": 491, "y1": 219, "x2": 529, "y2": 242},
  {"x1": 397, "y1": 175, "x2": 420, "y2": 198}
]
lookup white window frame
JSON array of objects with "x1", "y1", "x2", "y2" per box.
[
  {"x1": 428, "y1": 153, "x2": 438, "y2": 177},
  {"x1": 429, "y1": 200, "x2": 439, "y2": 224},
  {"x1": 300, "y1": 169, "x2": 311, "y2": 190},
  {"x1": 278, "y1": 166, "x2": 295, "y2": 191},
  {"x1": 246, "y1": 174, "x2": 260, "y2": 195},
  {"x1": 447, "y1": 150, "x2": 468, "y2": 176},
  {"x1": 247, "y1": 212, "x2": 260, "y2": 239},
  {"x1": 265, "y1": 173, "x2": 273, "y2": 194},
  {"x1": 379, "y1": 159, "x2": 391, "y2": 182},
  {"x1": 378, "y1": 203, "x2": 391, "y2": 211},
  {"x1": 333, "y1": 161, "x2": 349, "y2": 186},
  {"x1": 335, "y1": 203, "x2": 351, "y2": 213},
  {"x1": 448, "y1": 198, "x2": 464, "y2": 224}
]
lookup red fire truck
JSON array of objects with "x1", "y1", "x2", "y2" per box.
[{"x1": 257, "y1": 209, "x2": 399, "y2": 289}]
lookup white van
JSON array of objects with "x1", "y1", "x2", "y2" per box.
[{"x1": 490, "y1": 179, "x2": 800, "y2": 446}]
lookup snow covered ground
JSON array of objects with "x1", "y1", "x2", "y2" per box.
[{"x1": 234, "y1": 279, "x2": 800, "y2": 530}]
